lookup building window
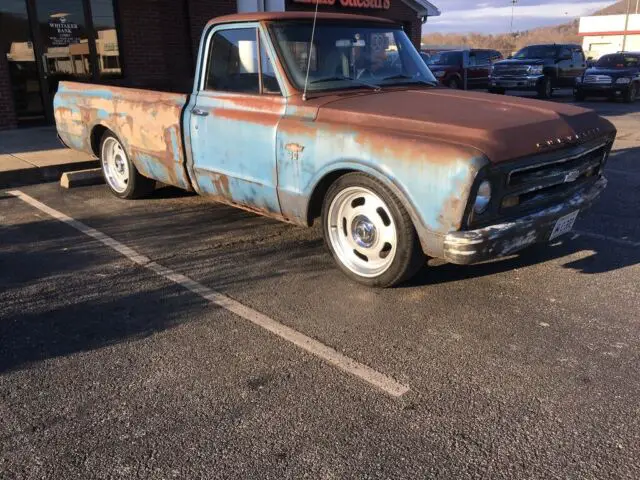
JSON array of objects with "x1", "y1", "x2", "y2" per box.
[{"x1": 90, "y1": 0, "x2": 122, "y2": 77}]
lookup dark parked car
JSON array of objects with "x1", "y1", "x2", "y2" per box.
[
  {"x1": 575, "y1": 52, "x2": 640, "y2": 103},
  {"x1": 428, "y1": 49, "x2": 503, "y2": 89},
  {"x1": 489, "y1": 44, "x2": 587, "y2": 98}
]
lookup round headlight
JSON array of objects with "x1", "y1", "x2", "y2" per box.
[
  {"x1": 616, "y1": 77, "x2": 632, "y2": 84},
  {"x1": 575, "y1": 76, "x2": 582, "y2": 84},
  {"x1": 474, "y1": 180, "x2": 492, "y2": 214}
]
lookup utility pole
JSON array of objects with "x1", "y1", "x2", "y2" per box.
[
  {"x1": 510, "y1": 0, "x2": 518, "y2": 36},
  {"x1": 622, "y1": 0, "x2": 631, "y2": 52}
]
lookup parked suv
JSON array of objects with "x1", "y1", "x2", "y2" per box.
[
  {"x1": 489, "y1": 44, "x2": 587, "y2": 98},
  {"x1": 575, "y1": 52, "x2": 640, "y2": 103},
  {"x1": 428, "y1": 49, "x2": 502, "y2": 89}
]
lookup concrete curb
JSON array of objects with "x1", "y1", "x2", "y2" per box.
[
  {"x1": 60, "y1": 168, "x2": 104, "y2": 188},
  {"x1": 0, "y1": 160, "x2": 100, "y2": 189}
]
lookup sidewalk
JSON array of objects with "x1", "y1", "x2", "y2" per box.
[{"x1": 0, "y1": 126, "x2": 99, "y2": 188}]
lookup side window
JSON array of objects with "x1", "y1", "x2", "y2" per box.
[
  {"x1": 559, "y1": 47, "x2": 572, "y2": 60},
  {"x1": 206, "y1": 28, "x2": 259, "y2": 93},
  {"x1": 476, "y1": 51, "x2": 491, "y2": 65},
  {"x1": 259, "y1": 36, "x2": 281, "y2": 95},
  {"x1": 572, "y1": 49, "x2": 585, "y2": 64},
  {"x1": 468, "y1": 53, "x2": 477, "y2": 67}
]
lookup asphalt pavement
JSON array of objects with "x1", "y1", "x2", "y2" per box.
[{"x1": 1, "y1": 98, "x2": 639, "y2": 479}]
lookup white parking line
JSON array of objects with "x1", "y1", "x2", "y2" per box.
[
  {"x1": 575, "y1": 230, "x2": 640, "y2": 248},
  {"x1": 8, "y1": 190, "x2": 409, "y2": 398}
]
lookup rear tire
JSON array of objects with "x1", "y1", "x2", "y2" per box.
[
  {"x1": 100, "y1": 131, "x2": 155, "y2": 199},
  {"x1": 447, "y1": 77, "x2": 461, "y2": 89},
  {"x1": 537, "y1": 76, "x2": 553, "y2": 99},
  {"x1": 322, "y1": 173, "x2": 425, "y2": 288},
  {"x1": 624, "y1": 82, "x2": 638, "y2": 103}
]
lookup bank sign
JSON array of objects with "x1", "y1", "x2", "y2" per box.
[
  {"x1": 292, "y1": 0, "x2": 391, "y2": 9},
  {"x1": 49, "y1": 17, "x2": 81, "y2": 47}
]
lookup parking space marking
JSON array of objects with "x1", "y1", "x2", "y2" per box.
[
  {"x1": 575, "y1": 230, "x2": 640, "y2": 248},
  {"x1": 8, "y1": 190, "x2": 409, "y2": 398}
]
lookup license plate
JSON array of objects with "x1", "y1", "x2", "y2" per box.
[{"x1": 549, "y1": 210, "x2": 579, "y2": 241}]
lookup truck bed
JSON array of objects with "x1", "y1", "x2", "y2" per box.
[{"x1": 54, "y1": 81, "x2": 192, "y2": 190}]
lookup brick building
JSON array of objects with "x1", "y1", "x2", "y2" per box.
[{"x1": 0, "y1": 0, "x2": 439, "y2": 130}]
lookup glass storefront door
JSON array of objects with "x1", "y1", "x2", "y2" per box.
[
  {"x1": 33, "y1": 0, "x2": 94, "y2": 113},
  {"x1": 1, "y1": 1, "x2": 46, "y2": 123},
  {"x1": 1, "y1": 0, "x2": 122, "y2": 125}
]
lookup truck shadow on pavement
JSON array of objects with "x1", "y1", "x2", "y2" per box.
[{"x1": 410, "y1": 234, "x2": 639, "y2": 287}]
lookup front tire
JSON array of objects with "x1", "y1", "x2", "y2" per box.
[
  {"x1": 100, "y1": 131, "x2": 155, "y2": 199},
  {"x1": 322, "y1": 173, "x2": 425, "y2": 288},
  {"x1": 447, "y1": 77, "x2": 461, "y2": 89},
  {"x1": 489, "y1": 87, "x2": 506, "y2": 95},
  {"x1": 537, "y1": 76, "x2": 553, "y2": 99},
  {"x1": 624, "y1": 82, "x2": 638, "y2": 103},
  {"x1": 574, "y1": 90, "x2": 586, "y2": 101}
]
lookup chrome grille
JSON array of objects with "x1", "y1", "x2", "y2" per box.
[
  {"x1": 493, "y1": 65, "x2": 529, "y2": 76},
  {"x1": 584, "y1": 75, "x2": 612, "y2": 84},
  {"x1": 502, "y1": 142, "x2": 609, "y2": 212}
]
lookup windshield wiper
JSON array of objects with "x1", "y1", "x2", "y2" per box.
[
  {"x1": 381, "y1": 74, "x2": 436, "y2": 86},
  {"x1": 310, "y1": 75, "x2": 381, "y2": 91}
]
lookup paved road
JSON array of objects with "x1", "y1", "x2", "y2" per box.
[{"x1": 1, "y1": 101, "x2": 639, "y2": 479}]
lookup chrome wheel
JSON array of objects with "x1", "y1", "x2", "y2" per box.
[
  {"x1": 327, "y1": 186, "x2": 397, "y2": 278},
  {"x1": 101, "y1": 137, "x2": 129, "y2": 193}
]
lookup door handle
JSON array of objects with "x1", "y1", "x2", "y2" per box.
[{"x1": 192, "y1": 108, "x2": 209, "y2": 117}]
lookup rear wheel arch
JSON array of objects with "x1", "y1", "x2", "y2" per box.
[
  {"x1": 446, "y1": 74, "x2": 462, "y2": 88},
  {"x1": 90, "y1": 124, "x2": 109, "y2": 157},
  {"x1": 99, "y1": 130, "x2": 155, "y2": 199}
]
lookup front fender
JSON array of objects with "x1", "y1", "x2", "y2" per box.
[{"x1": 276, "y1": 118, "x2": 489, "y2": 257}]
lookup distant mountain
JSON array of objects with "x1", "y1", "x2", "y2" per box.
[
  {"x1": 595, "y1": 0, "x2": 632, "y2": 15},
  {"x1": 421, "y1": 1, "x2": 629, "y2": 55}
]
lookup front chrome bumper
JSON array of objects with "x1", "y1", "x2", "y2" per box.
[
  {"x1": 490, "y1": 75, "x2": 544, "y2": 90},
  {"x1": 443, "y1": 176, "x2": 607, "y2": 265}
]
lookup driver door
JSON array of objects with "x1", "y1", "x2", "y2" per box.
[
  {"x1": 189, "y1": 24, "x2": 285, "y2": 215},
  {"x1": 557, "y1": 47, "x2": 574, "y2": 87}
]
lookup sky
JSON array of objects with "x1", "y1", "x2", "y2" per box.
[{"x1": 425, "y1": 0, "x2": 620, "y2": 34}]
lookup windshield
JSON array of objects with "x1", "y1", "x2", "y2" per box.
[
  {"x1": 270, "y1": 22, "x2": 437, "y2": 92},
  {"x1": 428, "y1": 51, "x2": 462, "y2": 66},
  {"x1": 513, "y1": 45, "x2": 558, "y2": 60},
  {"x1": 596, "y1": 54, "x2": 640, "y2": 68}
]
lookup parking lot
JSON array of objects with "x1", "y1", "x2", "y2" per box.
[{"x1": 1, "y1": 95, "x2": 639, "y2": 479}]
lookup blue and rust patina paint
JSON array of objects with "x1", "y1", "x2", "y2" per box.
[
  {"x1": 187, "y1": 93, "x2": 287, "y2": 217},
  {"x1": 54, "y1": 82, "x2": 192, "y2": 190},
  {"x1": 274, "y1": 97, "x2": 488, "y2": 256}
]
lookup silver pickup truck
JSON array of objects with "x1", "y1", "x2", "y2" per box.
[{"x1": 54, "y1": 12, "x2": 616, "y2": 287}]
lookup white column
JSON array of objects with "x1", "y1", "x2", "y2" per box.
[{"x1": 237, "y1": 0, "x2": 284, "y2": 12}]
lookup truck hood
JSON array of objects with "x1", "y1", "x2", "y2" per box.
[
  {"x1": 428, "y1": 64, "x2": 456, "y2": 71},
  {"x1": 585, "y1": 67, "x2": 638, "y2": 77},
  {"x1": 494, "y1": 58, "x2": 547, "y2": 66},
  {"x1": 316, "y1": 88, "x2": 614, "y2": 163}
]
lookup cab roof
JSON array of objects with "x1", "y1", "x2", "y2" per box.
[{"x1": 206, "y1": 11, "x2": 396, "y2": 29}]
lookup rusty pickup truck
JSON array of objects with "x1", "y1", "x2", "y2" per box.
[{"x1": 54, "y1": 12, "x2": 616, "y2": 287}]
